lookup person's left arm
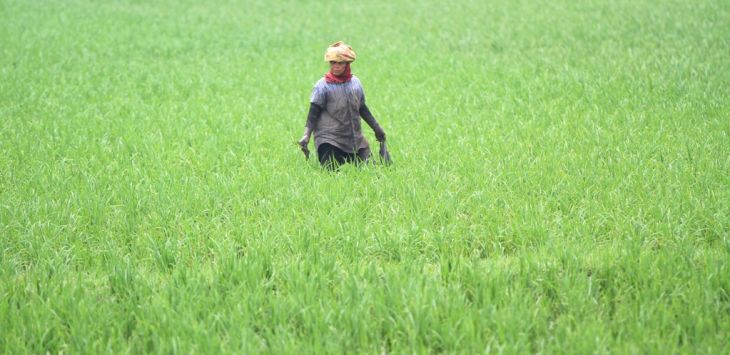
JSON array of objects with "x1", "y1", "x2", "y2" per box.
[{"x1": 359, "y1": 103, "x2": 386, "y2": 142}]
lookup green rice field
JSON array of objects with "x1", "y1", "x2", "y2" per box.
[{"x1": 1, "y1": 0, "x2": 729, "y2": 353}]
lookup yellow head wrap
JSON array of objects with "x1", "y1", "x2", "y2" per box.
[{"x1": 324, "y1": 41, "x2": 356, "y2": 62}]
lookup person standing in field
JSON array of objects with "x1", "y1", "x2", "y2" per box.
[{"x1": 298, "y1": 41, "x2": 387, "y2": 169}]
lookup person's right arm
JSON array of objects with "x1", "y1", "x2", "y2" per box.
[{"x1": 298, "y1": 103, "x2": 323, "y2": 152}]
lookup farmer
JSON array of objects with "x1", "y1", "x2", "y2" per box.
[{"x1": 298, "y1": 41, "x2": 387, "y2": 169}]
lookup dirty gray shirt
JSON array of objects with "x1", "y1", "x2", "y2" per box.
[{"x1": 309, "y1": 76, "x2": 369, "y2": 154}]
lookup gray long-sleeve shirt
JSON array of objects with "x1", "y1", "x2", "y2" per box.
[{"x1": 309, "y1": 76, "x2": 369, "y2": 154}]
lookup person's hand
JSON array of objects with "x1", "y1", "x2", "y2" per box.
[
  {"x1": 298, "y1": 135, "x2": 310, "y2": 159},
  {"x1": 374, "y1": 126, "x2": 386, "y2": 142}
]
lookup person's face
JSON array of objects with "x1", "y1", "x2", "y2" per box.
[{"x1": 329, "y1": 61, "x2": 346, "y2": 76}]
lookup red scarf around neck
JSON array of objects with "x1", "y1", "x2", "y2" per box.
[{"x1": 324, "y1": 63, "x2": 352, "y2": 84}]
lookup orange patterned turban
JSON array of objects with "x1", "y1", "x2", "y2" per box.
[{"x1": 324, "y1": 41, "x2": 356, "y2": 62}]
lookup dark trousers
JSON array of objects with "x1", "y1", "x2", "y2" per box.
[{"x1": 317, "y1": 143, "x2": 368, "y2": 170}]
